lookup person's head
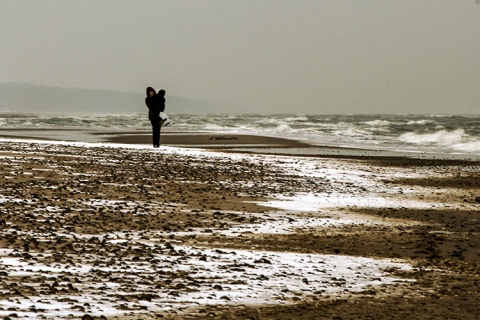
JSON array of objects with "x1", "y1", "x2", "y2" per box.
[
  {"x1": 158, "y1": 89, "x2": 165, "y2": 97},
  {"x1": 146, "y1": 87, "x2": 156, "y2": 97}
]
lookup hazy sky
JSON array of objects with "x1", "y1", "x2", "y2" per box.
[{"x1": 1, "y1": 0, "x2": 479, "y2": 114}]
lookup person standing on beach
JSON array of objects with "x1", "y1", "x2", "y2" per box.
[{"x1": 145, "y1": 87, "x2": 162, "y2": 148}]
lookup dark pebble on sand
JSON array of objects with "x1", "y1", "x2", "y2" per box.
[{"x1": 254, "y1": 258, "x2": 272, "y2": 264}]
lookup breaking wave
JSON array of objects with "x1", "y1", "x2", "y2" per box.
[{"x1": 399, "y1": 129, "x2": 480, "y2": 153}]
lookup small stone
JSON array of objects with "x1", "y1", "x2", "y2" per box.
[{"x1": 254, "y1": 258, "x2": 271, "y2": 264}]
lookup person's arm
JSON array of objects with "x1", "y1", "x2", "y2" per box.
[{"x1": 145, "y1": 97, "x2": 153, "y2": 112}]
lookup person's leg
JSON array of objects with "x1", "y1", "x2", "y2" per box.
[
  {"x1": 153, "y1": 122, "x2": 160, "y2": 147},
  {"x1": 158, "y1": 125, "x2": 162, "y2": 147},
  {"x1": 155, "y1": 116, "x2": 162, "y2": 147},
  {"x1": 150, "y1": 118, "x2": 160, "y2": 147}
]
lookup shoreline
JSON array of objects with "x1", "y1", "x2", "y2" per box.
[{"x1": 1, "y1": 129, "x2": 480, "y2": 161}]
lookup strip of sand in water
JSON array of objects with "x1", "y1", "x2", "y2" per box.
[{"x1": 1, "y1": 129, "x2": 479, "y2": 160}]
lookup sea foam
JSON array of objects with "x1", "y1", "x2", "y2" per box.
[{"x1": 398, "y1": 129, "x2": 480, "y2": 153}]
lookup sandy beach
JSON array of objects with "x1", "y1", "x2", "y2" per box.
[{"x1": 0, "y1": 132, "x2": 479, "y2": 319}]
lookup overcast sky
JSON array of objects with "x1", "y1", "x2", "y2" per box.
[{"x1": 1, "y1": 0, "x2": 479, "y2": 114}]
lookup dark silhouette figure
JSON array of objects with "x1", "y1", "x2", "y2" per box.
[{"x1": 145, "y1": 87, "x2": 162, "y2": 148}]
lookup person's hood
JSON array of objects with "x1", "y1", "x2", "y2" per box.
[{"x1": 146, "y1": 87, "x2": 155, "y2": 97}]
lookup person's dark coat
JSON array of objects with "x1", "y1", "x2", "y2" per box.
[{"x1": 145, "y1": 87, "x2": 160, "y2": 120}]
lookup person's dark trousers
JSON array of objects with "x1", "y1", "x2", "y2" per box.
[{"x1": 150, "y1": 117, "x2": 161, "y2": 147}]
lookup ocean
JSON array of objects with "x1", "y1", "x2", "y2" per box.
[{"x1": 1, "y1": 113, "x2": 480, "y2": 156}]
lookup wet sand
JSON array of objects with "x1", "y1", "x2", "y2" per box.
[
  {"x1": 0, "y1": 133, "x2": 479, "y2": 319},
  {"x1": 0, "y1": 129, "x2": 338, "y2": 149},
  {"x1": 4, "y1": 129, "x2": 479, "y2": 160}
]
